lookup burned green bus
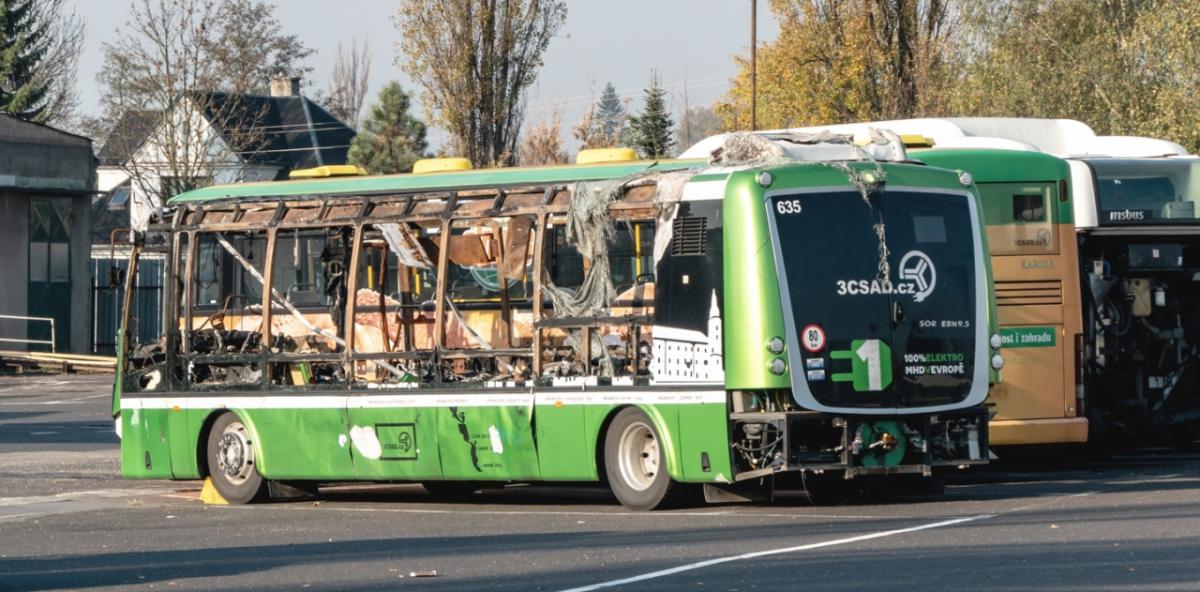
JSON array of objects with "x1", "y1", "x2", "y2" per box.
[{"x1": 113, "y1": 134, "x2": 997, "y2": 510}]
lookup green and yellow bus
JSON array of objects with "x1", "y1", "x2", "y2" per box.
[
  {"x1": 916, "y1": 149, "x2": 1086, "y2": 446},
  {"x1": 783, "y1": 118, "x2": 1200, "y2": 449},
  {"x1": 113, "y1": 136, "x2": 998, "y2": 510}
]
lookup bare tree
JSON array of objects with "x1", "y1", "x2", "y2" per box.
[
  {"x1": 326, "y1": 36, "x2": 372, "y2": 126},
  {"x1": 518, "y1": 109, "x2": 567, "y2": 165},
  {"x1": 394, "y1": 0, "x2": 568, "y2": 167},
  {"x1": 204, "y1": 0, "x2": 314, "y2": 94},
  {"x1": 97, "y1": 0, "x2": 272, "y2": 229}
]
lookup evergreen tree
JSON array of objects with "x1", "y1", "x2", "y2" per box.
[
  {"x1": 347, "y1": 81, "x2": 428, "y2": 174},
  {"x1": 595, "y1": 82, "x2": 625, "y2": 139},
  {"x1": 0, "y1": 0, "x2": 52, "y2": 122},
  {"x1": 627, "y1": 72, "x2": 674, "y2": 159}
]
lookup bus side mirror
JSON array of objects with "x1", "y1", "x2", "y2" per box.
[
  {"x1": 109, "y1": 267, "x2": 126, "y2": 287},
  {"x1": 419, "y1": 299, "x2": 437, "y2": 313}
]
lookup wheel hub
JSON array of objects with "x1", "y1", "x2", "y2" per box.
[
  {"x1": 217, "y1": 425, "x2": 254, "y2": 485},
  {"x1": 617, "y1": 422, "x2": 659, "y2": 491}
]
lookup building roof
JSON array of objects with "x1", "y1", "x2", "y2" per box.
[
  {"x1": 97, "y1": 110, "x2": 161, "y2": 166},
  {"x1": 194, "y1": 92, "x2": 356, "y2": 172}
]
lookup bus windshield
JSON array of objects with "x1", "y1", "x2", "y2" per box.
[{"x1": 1090, "y1": 158, "x2": 1200, "y2": 224}]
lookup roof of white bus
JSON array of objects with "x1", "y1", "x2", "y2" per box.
[{"x1": 721, "y1": 118, "x2": 1190, "y2": 159}]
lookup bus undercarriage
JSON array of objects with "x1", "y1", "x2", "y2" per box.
[
  {"x1": 1081, "y1": 231, "x2": 1200, "y2": 448},
  {"x1": 727, "y1": 390, "x2": 989, "y2": 482}
]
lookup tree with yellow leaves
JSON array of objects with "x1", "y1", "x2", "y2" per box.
[{"x1": 717, "y1": 0, "x2": 958, "y2": 130}]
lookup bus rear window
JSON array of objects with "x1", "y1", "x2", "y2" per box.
[{"x1": 1090, "y1": 158, "x2": 1200, "y2": 224}]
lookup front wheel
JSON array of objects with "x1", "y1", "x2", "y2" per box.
[
  {"x1": 604, "y1": 407, "x2": 676, "y2": 510},
  {"x1": 206, "y1": 412, "x2": 266, "y2": 504}
]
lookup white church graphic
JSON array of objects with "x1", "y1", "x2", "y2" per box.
[{"x1": 650, "y1": 291, "x2": 725, "y2": 384}]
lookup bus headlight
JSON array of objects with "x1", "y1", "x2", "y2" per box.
[
  {"x1": 766, "y1": 336, "x2": 785, "y2": 354},
  {"x1": 991, "y1": 354, "x2": 1005, "y2": 370},
  {"x1": 769, "y1": 358, "x2": 787, "y2": 375},
  {"x1": 990, "y1": 334, "x2": 1003, "y2": 350}
]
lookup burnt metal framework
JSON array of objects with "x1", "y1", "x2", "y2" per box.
[{"x1": 132, "y1": 181, "x2": 665, "y2": 392}]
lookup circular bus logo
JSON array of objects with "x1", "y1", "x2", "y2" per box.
[{"x1": 898, "y1": 250, "x2": 937, "y2": 303}]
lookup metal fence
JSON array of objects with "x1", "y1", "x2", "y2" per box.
[
  {"x1": 0, "y1": 314, "x2": 56, "y2": 352},
  {"x1": 91, "y1": 257, "x2": 164, "y2": 355}
]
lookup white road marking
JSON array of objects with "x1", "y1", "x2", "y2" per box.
[
  {"x1": 555, "y1": 514, "x2": 994, "y2": 592},
  {"x1": 28, "y1": 431, "x2": 57, "y2": 436},
  {"x1": 0, "y1": 393, "x2": 109, "y2": 406}
]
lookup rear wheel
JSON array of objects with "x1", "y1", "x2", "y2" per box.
[
  {"x1": 206, "y1": 412, "x2": 266, "y2": 504},
  {"x1": 604, "y1": 407, "x2": 675, "y2": 510}
]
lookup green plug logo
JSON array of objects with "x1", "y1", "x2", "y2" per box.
[{"x1": 831, "y1": 339, "x2": 893, "y2": 392}]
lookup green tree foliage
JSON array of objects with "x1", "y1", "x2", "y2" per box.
[
  {"x1": 719, "y1": 0, "x2": 1200, "y2": 153},
  {"x1": 949, "y1": 0, "x2": 1200, "y2": 152},
  {"x1": 596, "y1": 82, "x2": 625, "y2": 139},
  {"x1": 395, "y1": 0, "x2": 567, "y2": 167},
  {"x1": 0, "y1": 0, "x2": 83, "y2": 124},
  {"x1": 348, "y1": 81, "x2": 428, "y2": 174},
  {"x1": 628, "y1": 72, "x2": 674, "y2": 159},
  {"x1": 573, "y1": 82, "x2": 628, "y2": 150},
  {"x1": 717, "y1": 0, "x2": 957, "y2": 130}
]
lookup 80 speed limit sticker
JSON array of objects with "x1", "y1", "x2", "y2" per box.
[{"x1": 801, "y1": 324, "x2": 826, "y2": 353}]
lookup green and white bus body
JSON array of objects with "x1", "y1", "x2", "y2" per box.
[
  {"x1": 114, "y1": 137, "x2": 994, "y2": 509},
  {"x1": 792, "y1": 118, "x2": 1200, "y2": 449}
]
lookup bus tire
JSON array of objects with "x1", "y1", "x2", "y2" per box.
[
  {"x1": 604, "y1": 407, "x2": 674, "y2": 511},
  {"x1": 206, "y1": 412, "x2": 266, "y2": 504}
]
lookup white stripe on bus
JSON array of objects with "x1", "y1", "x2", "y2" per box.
[{"x1": 120, "y1": 389, "x2": 726, "y2": 411}]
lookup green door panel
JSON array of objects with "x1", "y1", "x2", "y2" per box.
[
  {"x1": 346, "y1": 406, "x2": 442, "y2": 479},
  {"x1": 678, "y1": 404, "x2": 733, "y2": 482},
  {"x1": 121, "y1": 408, "x2": 173, "y2": 479},
  {"x1": 534, "y1": 404, "x2": 592, "y2": 480},
  {"x1": 167, "y1": 407, "x2": 197, "y2": 478},
  {"x1": 436, "y1": 405, "x2": 540, "y2": 480}
]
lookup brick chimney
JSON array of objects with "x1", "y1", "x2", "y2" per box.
[{"x1": 269, "y1": 74, "x2": 301, "y2": 97}]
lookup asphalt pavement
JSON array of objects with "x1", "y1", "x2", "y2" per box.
[{"x1": 1, "y1": 373, "x2": 1198, "y2": 591}]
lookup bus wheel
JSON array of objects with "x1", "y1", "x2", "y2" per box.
[
  {"x1": 206, "y1": 412, "x2": 266, "y2": 504},
  {"x1": 605, "y1": 407, "x2": 673, "y2": 511}
]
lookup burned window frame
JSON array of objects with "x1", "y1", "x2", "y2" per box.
[{"x1": 135, "y1": 179, "x2": 666, "y2": 392}]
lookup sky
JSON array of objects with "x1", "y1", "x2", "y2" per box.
[{"x1": 65, "y1": 0, "x2": 780, "y2": 152}]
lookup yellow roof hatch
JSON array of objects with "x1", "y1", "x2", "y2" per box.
[
  {"x1": 413, "y1": 157, "x2": 473, "y2": 174},
  {"x1": 898, "y1": 134, "x2": 936, "y2": 148},
  {"x1": 289, "y1": 165, "x2": 366, "y2": 179},
  {"x1": 576, "y1": 148, "x2": 637, "y2": 165}
]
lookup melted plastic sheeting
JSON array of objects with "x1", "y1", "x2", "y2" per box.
[
  {"x1": 379, "y1": 223, "x2": 434, "y2": 269},
  {"x1": 710, "y1": 131, "x2": 895, "y2": 284}
]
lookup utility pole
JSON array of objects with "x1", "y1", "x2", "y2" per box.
[{"x1": 750, "y1": 0, "x2": 757, "y2": 131}]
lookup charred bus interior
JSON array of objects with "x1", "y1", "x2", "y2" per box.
[
  {"x1": 1080, "y1": 234, "x2": 1200, "y2": 447},
  {"x1": 121, "y1": 180, "x2": 683, "y2": 397},
  {"x1": 1080, "y1": 157, "x2": 1200, "y2": 448}
]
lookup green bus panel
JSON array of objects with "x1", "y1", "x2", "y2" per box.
[
  {"x1": 534, "y1": 404, "x2": 592, "y2": 480},
  {"x1": 121, "y1": 408, "x2": 173, "y2": 479},
  {"x1": 345, "y1": 407, "x2": 442, "y2": 480},
  {"x1": 435, "y1": 405, "x2": 541, "y2": 481},
  {"x1": 678, "y1": 403, "x2": 734, "y2": 481}
]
